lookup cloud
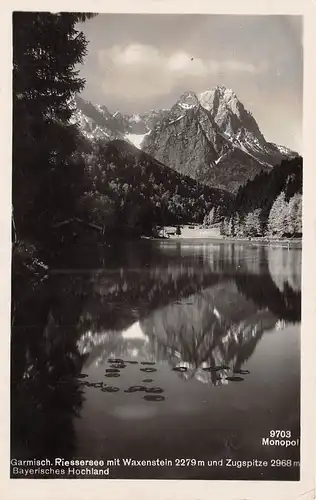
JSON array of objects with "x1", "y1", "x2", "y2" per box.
[
  {"x1": 96, "y1": 43, "x2": 268, "y2": 101},
  {"x1": 106, "y1": 44, "x2": 161, "y2": 66},
  {"x1": 167, "y1": 51, "x2": 207, "y2": 75},
  {"x1": 218, "y1": 60, "x2": 258, "y2": 74}
]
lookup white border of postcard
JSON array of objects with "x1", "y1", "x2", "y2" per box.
[{"x1": 0, "y1": 1, "x2": 315, "y2": 499}]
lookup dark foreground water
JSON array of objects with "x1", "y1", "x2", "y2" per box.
[{"x1": 11, "y1": 240, "x2": 301, "y2": 480}]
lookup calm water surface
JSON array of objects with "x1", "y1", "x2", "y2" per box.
[{"x1": 11, "y1": 241, "x2": 301, "y2": 480}]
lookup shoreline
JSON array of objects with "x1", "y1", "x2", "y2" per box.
[
  {"x1": 143, "y1": 235, "x2": 302, "y2": 248},
  {"x1": 147, "y1": 225, "x2": 302, "y2": 248}
]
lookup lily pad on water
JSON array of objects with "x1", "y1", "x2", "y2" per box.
[
  {"x1": 104, "y1": 373, "x2": 120, "y2": 378},
  {"x1": 125, "y1": 360, "x2": 138, "y2": 364},
  {"x1": 77, "y1": 373, "x2": 89, "y2": 379},
  {"x1": 110, "y1": 364, "x2": 127, "y2": 369},
  {"x1": 101, "y1": 386, "x2": 120, "y2": 393},
  {"x1": 143, "y1": 395, "x2": 165, "y2": 402},
  {"x1": 145, "y1": 387, "x2": 164, "y2": 394},
  {"x1": 106, "y1": 368, "x2": 120, "y2": 373},
  {"x1": 140, "y1": 368, "x2": 157, "y2": 373},
  {"x1": 203, "y1": 366, "x2": 229, "y2": 372},
  {"x1": 233, "y1": 369, "x2": 250, "y2": 375},
  {"x1": 172, "y1": 366, "x2": 187, "y2": 372},
  {"x1": 226, "y1": 376, "x2": 244, "y2": 382},
  {"x1": 83, "y1": 382, "x2": 101, "y2": 388},
  {"x1": 142, "y1": 379, "x2": 154, "y2": 383},
  {"x1": 108, "y1": 358, "x2": 124, "y2": 364},
  {"x1": 124, "y1": 385, "x2": 147, "y2": 393},
  {"x1": 140, "y1": 361, "x2": 156, "y2": 365}
]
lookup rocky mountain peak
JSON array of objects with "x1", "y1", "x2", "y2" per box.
[
  {"x1": 165, "y1": 91, "x2": 200, "y2": 124},
  {"x1": 198, "y1": 86, "x2": 264, "y2": 142},
  {"x1": 95, "y1": 103, "x2": 112, "y2": 119},
  {"x1": 199, "y1": 85, "x2": 240, "y2": 113},
  {"x1": 175, "y1": 90, "x2": 199, "y2": 110},
  {"x1": 142, "y1": 85, "x2": 297, "y2": 192}
]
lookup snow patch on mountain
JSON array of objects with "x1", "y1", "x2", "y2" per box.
[
  {"x1": 70, "y1": 108, "x2": 111, "y2": 140},
  {"x1": 126, "y1": 132, "x2": 150, "y2": 149},
  {"x1": 274, "y1": 144, "x2": 295, "y2": 156},
  {"x1": 179, "y1": 102, "x2": 195, "y2": 110},
  {"x1": 131, "y1": 114, "x2": 141, "y2": 123},
  {"x1": 214, "y1": 154, "x2": 225, "y2": 165},
  {"x1": 169, "y1": 114, "x2": 185, "y2": 125}
]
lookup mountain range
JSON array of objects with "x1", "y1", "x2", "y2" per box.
[{"x1": 72, "y1": 85, "x2": 297, "y2": 193}]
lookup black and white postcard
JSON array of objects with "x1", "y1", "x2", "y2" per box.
[{"x1": 2, "y1": 0, "x2": 316, "y2": 499}]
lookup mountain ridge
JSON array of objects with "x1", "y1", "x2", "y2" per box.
[{"x1": 71, "y1": 86, "x2": 298, "y2": 193}]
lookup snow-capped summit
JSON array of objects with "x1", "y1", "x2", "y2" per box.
[
  {"x1": 198, "y1": 86, "x2": 264, "y2": 143},
  {"x1": 176, "y1": 91, "x2": 199, "y2": 110},
  {"x1": 199, "y1": 86, "x2": 236, "y2": 111},
  {"x1": 163, "y1": 91, "x2": 200, "y2": 126}
]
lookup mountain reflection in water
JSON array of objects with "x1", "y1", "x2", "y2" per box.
[{"x1": 11, "y1": 241, "x2": 301, "y2": 478}]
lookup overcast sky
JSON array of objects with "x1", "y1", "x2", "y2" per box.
[{"x1": 76, "y1": 15, "x2": 302, "y2": 152}]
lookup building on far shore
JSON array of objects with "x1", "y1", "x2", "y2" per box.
[{"x1": 157, "y1": 226, "x2": 178, "y2": 238}]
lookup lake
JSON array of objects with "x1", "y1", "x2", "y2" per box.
[{"x1": 11, "y1": 240, "x2": 301, "y2": 480}]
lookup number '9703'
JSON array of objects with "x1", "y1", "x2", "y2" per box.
[{"x1": 270, "y1": 430, "x2": 291, "y2": 438}]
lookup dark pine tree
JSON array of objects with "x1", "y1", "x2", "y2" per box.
[{"x1": 12, "y1": 12, "x2": 96, "y2": 247}]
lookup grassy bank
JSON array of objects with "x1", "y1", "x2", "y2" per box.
[{"x1": 146, "y1": 225, "x2": 302, "y2": 248}]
